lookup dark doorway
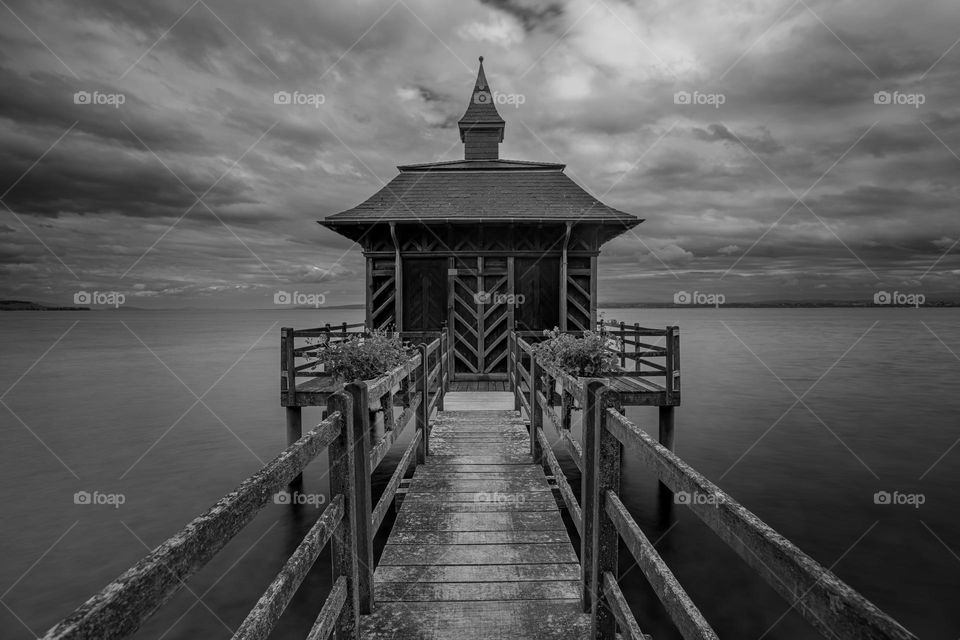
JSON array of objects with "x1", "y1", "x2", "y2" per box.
[
  {"x1": 402, "y1": 258, "x2": 446, "y2": 331},
  {"x1": 514, "y1": 257, "x2": 560, "y2": 332}
]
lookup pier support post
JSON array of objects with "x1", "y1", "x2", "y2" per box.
[
  {"x1": 658, "y1": 406, "x2": 676, "y2": 504},
  {"x1": 327, "y1": 391, "x2": 359, "y2": 639},
  {"x1": 658, "y1": 406, "x2": 675, "y2": 450},
  {"x1": 285, "y1": 406, "x2": 303, "y2": 494},
  {"x1": 344, "y1": 382, "x2": 375, "y2": 614}
]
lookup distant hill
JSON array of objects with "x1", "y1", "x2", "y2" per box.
[{"x1": 0, "y1": 299, "x2": 90, "y2": 311}]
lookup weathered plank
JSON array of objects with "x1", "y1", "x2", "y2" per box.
[
  {"x1": 387, "y1": 530, "x2": 569, "y2": 545},
  {"x1": 379, "y1": 543, "x2": 576, "y2": 566},
  {"x1": 377, "y1": 580, "x2": 581, "y2": 602},
  {"x1": 359, "y1": 601, "x2": 590, "y2": 640},
  {"x1": 408, "y1": 477, "x2": 551, "y2": 492},
  {"x1": 427, "y1": 455, "x2": 532, "y2": 464},
  {"x1": 374, "y1": 564, "x2": 581, "y2": 584},
  {"x1": 393, "y1": 510, "x2": 567, "y2": 531}
]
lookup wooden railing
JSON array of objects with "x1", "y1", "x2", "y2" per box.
[
  {"x1": 512, "y1": 334, "x2": 916, "y2": 640},
  {"x1": 512, "y1": 323, "x2": 680, "y2": 405},
  {"x1": 280, "y1": 324, "x2": 448, "y2": 405},
  {"x1": 43, "y1": 339, "x2": 446, "y2": 640},
  {"x1": 280, "y1": 322, "x2": 366, "y2": 402}
]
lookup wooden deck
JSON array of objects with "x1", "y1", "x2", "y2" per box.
[
  {"x1": 446, "y1": 380, "x2": 511, "y2": 392},
  {"x1": 360, "y1": 407, "x2": 590, "y2": 640}
]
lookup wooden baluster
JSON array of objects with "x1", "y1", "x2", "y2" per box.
[
  {"x1": 327, "y1": 391, "x2": 359, "y2": 640},
  {"x1": 344, "y1": 382, "x2": 375, "y2": 614}
]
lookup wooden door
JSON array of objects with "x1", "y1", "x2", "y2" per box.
[
  {"x1": 448, "y1": 256, "x2": 511, "y2": 380},
  {"x1": 402, "y1": 258, "x2": 446, "y2": 331}
]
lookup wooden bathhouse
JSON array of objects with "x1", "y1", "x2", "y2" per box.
[{"x1": 322, "y1": 57, "x2": 641, "y2": 381}]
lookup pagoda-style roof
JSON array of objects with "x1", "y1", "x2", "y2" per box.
[
  {"x1": 323, "y1": 160, "x2": 641, "y2": 225},
  {"x1": 321, "y1": 57, "x2": 641, "y2": 237}
]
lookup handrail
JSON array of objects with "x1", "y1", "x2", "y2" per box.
[
  {"x1": 42, "y1": 414, "x2": 345, "y2": 640},
  {"x1": 516, "y1": 330, "x2": 916, "y2": 640},
  {"x1": 233, "y1": 494, "x2": 346, "y2": 639},
  {"x1": 45, "y1": 330, "x2": 448, "y2": 640},
  {"x1": 602, "y1": 407, "x2": 915, "y2": 640}
]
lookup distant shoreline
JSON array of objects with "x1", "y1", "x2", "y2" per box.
[
  {"x1": 600, "y1": 301, "x2": 960, "y2": 308},
  {"x1": 0, "y1": 300, "x2": 90, "y2": 311}
]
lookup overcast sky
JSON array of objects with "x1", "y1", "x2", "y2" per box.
[{"x1": 1, "y1": 0, "x2": 958, "y2": 308}]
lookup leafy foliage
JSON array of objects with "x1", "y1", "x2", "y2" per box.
[
  {"x1": 316, "y1": 330, "x2": 412, "y2": 382},
  {"x1": 530, "y1": 328, "x2": 618, "y2": 377}
]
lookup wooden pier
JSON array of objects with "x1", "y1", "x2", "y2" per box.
[
  {"x1": 43, "y1": 327, "x2": 917, "y2": 640},
  {"x1": 362, "y1": 404, "x2": 590, "y2": 639}
]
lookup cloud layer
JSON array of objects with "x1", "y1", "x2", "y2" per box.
[{"x1": 1, "y1": 0, "x2": 958, "y2": 307}]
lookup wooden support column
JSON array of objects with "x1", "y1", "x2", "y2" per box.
[
  {"x1": 365, "y1": 257, "x2": 374, "y2": 329},
  {"x1": 589, "y1": 255, "x2": 598, "y2": 329},
  {"x1": 560, "y1": 222, "x2": 571, "y2": 331},
  {"x1": 389, "y1": 223, "x2": 402, "y2": 331},
  {"x1": 344, "y1": 382, "x2": 375, "y2": 614},
  {"x1": 659, "y1": 407, "x2": 676, "y2": 451},
  {"x1": 327, "y1": 391, "x2": 359, "y2": 640}
]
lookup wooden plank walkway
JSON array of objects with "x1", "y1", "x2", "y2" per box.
[{"x1": 360, "y1": 408, "x2": 590, "y2": 639}]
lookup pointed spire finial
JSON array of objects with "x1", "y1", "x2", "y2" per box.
[{"x1": 458, "y1": 55, "x2": 505, "y2": 159}]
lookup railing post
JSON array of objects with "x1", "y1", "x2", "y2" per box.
[
  {"x1": 438, "y1": 332, "x2": 446, "y2": 411},
  {"x1": 582, "y1": 379, "x2": 622, "y2": 619},
  {"x1": 512, "y1": 335, "x2": 521, "y2": 411},
  {"x1": 281, "y1": 327, "x2": 295, "y2": 405},
  {"x1": 529, "y1": 353, "x2": 543, "y2": 463},
  {"x1": 327, "y1": 391, "x2": 359, "y2": 640},
  {"x1": 417, "y1": 343, "x2": 429, "y2": 463},
  {"x1": 344, "y1": 382, "x2": 375, "y2": 614},
  {"x1": 592, "y1": 385, "x2": 622, "y2": 640}
]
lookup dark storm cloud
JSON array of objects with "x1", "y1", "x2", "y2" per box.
[
  {"x1": 478, "y1": 0, "x2": 564, "y2": 32},
  {"x1": 0, "y1": 68, "x2": 211, "y2": 153},
  {"x1": 691, "y1": 124, "x2": 783, "y2": 155}
]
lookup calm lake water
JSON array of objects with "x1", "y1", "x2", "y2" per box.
[{"x1": 0, "y1": 308, "x2": 957, "y2": 638}]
